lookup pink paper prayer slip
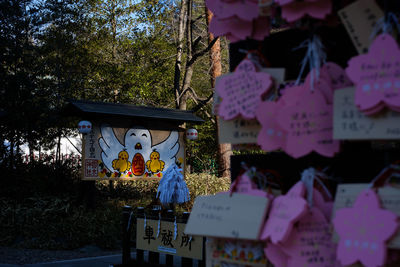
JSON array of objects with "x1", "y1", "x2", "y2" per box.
[
  {"x1": 333, "y1": 189, "x2": 399, "y2": 267},
  {"x1": 277, "y1": 87, "x2": 340, "y2": 158},
  {"x1": 256, "y1": 100, "x2": 287, "y2": 151},
  {"x1": 217, "y1": 59, "x2": 272, "y2": 120},
  {"x1": 279, "y1": 0, "x2": 332, "y2": 23},
  {"x1": 260, "y1": 181, "x2": 308, "y2": 244},
  {"x1": 281, "y1": 207, "x2": 339, "y2": 267},
  {"x1": 346, "y1": 34, "x2": 400, "y2": 115}
]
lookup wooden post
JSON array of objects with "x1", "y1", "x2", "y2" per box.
[
  {"x1": 136, "y1": 207, "x2": 145, "y2": 264},
  {"x1": 122, "y1": 205, "x2": 132, "y2": 265}
]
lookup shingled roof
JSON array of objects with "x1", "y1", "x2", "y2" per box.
[{"x1": 66, "y1": 99, "x2": 204, "y2": 123}]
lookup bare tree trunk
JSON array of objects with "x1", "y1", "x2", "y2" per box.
[
  {"x1": 29, "y1": 141, "x2": 34, "y2": 163},
  {"x1": 56, "y1": 133, "x2": 61, "y2": 164},
  {"x1": 178, "y1": 0, "x2": 193, "y2": 111},
  {"x1": 205, "y1": 7, "x2": 232, "y2": 178},
  {"x1": 174, "y1": 0, "x2": 188, "y2": 109}
]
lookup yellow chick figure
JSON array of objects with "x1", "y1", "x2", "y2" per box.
[
  {"x1": 146, "y1": 150, "x2": 165, "y2": 175},
  {"x1": 112, "y1": 150, "x2": 131, "y2": 173}
]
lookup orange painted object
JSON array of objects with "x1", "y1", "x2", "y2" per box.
[{"x1": 132, "y1": 153, "x2": 145, "y2": 176}]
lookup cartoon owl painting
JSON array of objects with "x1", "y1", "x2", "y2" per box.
[{"x1": 98, "y1": 124, "x2": 180, "y2": 176}]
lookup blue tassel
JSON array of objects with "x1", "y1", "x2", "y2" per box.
[{"x1": 157, "y1": 164, "x2": 190, "y2": 205}]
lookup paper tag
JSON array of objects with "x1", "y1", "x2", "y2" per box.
[
  {"x1": 338, "y1": 0, "x2": 384, "y2": 54},
  {"x1": 206, "y1": 0, "x2": 259, "y2": 21},
  {"x1": 333, "y1": 189, "x2": 398, "y2": 267},
  {"x1": 346, "y1": 34, "x2": 400, "y2": 114},
  {"x1": 217, "y1": 59, "x2": 272, "y2": 120},
  {"x1": 332, "y1": 184, "x2": 400, "y2": 249},
  {"x1": 218, "y1": 68, "x2": 285, "y2": 145},
  {"x1": 333, "y1": 87, "x2": 400, "y2": 140},
  {"x1": 279, "y1": 0, "x2": 332, "y2": 23},
  {"x1": 219, "y1": 118, "x2": 261, "y2": 144},
  {"x1": 313, "y1": 188, "x2": 334, "y2": 221},
  {"x1": 209, "y1": 16, "x2": 270, "y2": 42},
  {"x1": 185, "y1": 193, "x2": 269, "y2": 240},
  {"x1": 323, "y1": 62, "x2": 353, "y2": 90},
  {"x1": 277, "y1": 88, "x2": 340, "y2": 158},
  {"x1": 264, "y1": 243, "x2": 288, "y2": 267},
  {"x1": 281, "y1": 207, "x2": 338, "y2": 267},
  {"x1": 260, "y1": 181, "x2": 308, "y2": 244},
  {"x1": 256, "y1": 100, "x2": 287, "y2": 151}
]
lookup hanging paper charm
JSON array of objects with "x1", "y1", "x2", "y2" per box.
[
  {"x1": 346, "y1": 34, "x2": 400, "y2": 115},
  {"x1": 217, "y1": 59, "x2": 272, "y2": 120},
  {"x1": 333, "y1": 189, "x2": 399, "y2": 267},
  {"x1": 157, "y1": 164, "x2": 190, "y2": 205}
]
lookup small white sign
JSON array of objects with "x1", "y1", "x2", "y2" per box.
[
  {"x1": 333, "y1": 87, "x2": 400, "y2": 140},
  {"x1": 185, "y1": 193, "x2": 269, "y2": 240}
]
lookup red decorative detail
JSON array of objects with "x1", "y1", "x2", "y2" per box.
[
  {"x1": 132, "y1": 153, "x2": 145, "y2": 176},
  {"x1": 85, "y1": 159, "x2": 98, "y2": 177}
]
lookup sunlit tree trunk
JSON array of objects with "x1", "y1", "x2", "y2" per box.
[
  {"x1": 205, "y1": 7, "x2": 232, "y2": 178},
  {"x1": 174, "y1": 0, "x2": 188, "y2": 109}
]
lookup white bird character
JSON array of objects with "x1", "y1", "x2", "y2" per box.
[{"x1": 98, "y1": 124, "x2": 180, "y2": 176}]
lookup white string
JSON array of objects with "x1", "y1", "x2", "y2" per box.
[
  {"x1": 301, "y1": 168, "x2": 315, "y2": 207},
  {"x1": 143, "y1": 214, "x2": 147, "y2": 231},
  {"x1": 173, "y1": 216, "x2": 178, "y2": 240},
  {"x1": 156, "y1": 213, "x2": 161, "y2": 238},
  {"x1": 240, "y1": 162, "x2": 280, "y2": 189},
  {"x1": 301, "y1": 167, "x2": 333, "y2": 206},
  {"x1": 370, "y1": 13, "x2": 400, "y2": 41},
  {"x1": 369, "y1": 165, "x2": 400, "y2": 188},
  {"x1": 294, "y1": 35, "x2": 326, "y2": 92}
]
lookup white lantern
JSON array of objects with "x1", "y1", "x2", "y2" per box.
[
  {"x1": 78, "y1": 120, "x2": 92, "y2": 134},
  {"x1": 186, "y1": 128, "x2": 198, "y2": 140}
]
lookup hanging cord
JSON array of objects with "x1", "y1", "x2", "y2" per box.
[
  {"x1": 370, "y1": 12, "x2": 400, "y2": 40},
  {"x1": 143, "y1": 214, "x2": 147, "y2": 231},
  {"x1": 301, "y1": 167, "x2": 333, "y2": 207},
  {"x1": 173, "y1": 216, "x2": 178, "y2": 240},
  {"x1": 157, "y1": 213, "x2": 161, "y2": 238},
  {"x1": 368, "y1": 164, "x2": 400, "y2": 188},
  {"x1": 239, "y1": 162, "x2": 280, "y2": 190},
  {"x1": 294, "y1": 35, "x2": 326, "y2": 92},
  {"x1": 237, "y1": 49, "x2": 268, "y2": 70}
]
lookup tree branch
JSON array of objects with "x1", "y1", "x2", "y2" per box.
[
  {"x1": 188, "y1": 91, "x2": 215, "y2": 123},
  {"x1": 187, "y1": 37, "x2": 219, "y2": 67}
]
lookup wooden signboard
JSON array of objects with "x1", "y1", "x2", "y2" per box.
[
  {"x1": 184, "y1": 193, "x2": 269, "y2": 240},
  {"x1": 332, "y1": 183, "x2": 400, "y2": 249},
  {"x1": 333, "y1": 87, "x2": 400, "y2": 140},
  {"x1": 219, "y1": 118, "x2": 261, "y2": 145},
  {"x1": 83, "y1": 121, "x2": 185, "y2": 180},
  {"x1": 216, "y1": 68, "x2": 285, "y2": 145},
  {"x1": 136, "y1": 218, "x2": 203, "y2": 260},
  {"x1": 338, "y1": 0, "x2": 384, "y2": 54}
]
